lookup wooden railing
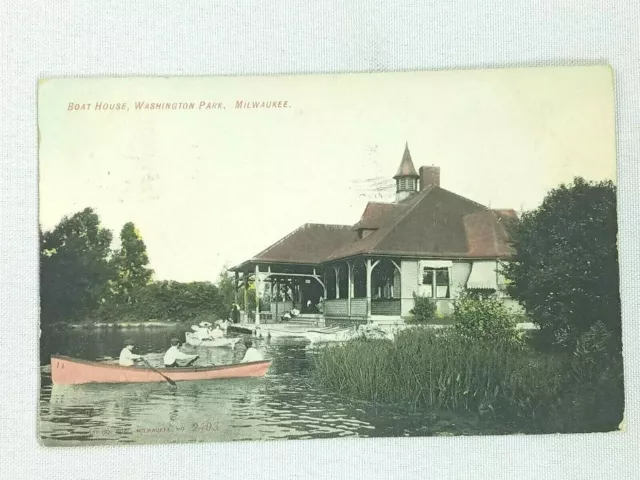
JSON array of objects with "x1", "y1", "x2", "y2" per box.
[{"x1": 371, "y1": 299, "x2": 401, "y2": 316}]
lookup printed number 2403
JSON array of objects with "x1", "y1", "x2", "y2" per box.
[{"x1": 192, "y1": 422, "x2": 219, "y2": 432}]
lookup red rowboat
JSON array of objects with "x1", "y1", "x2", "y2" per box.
[{"x1": 50, "y1": 355, "x2": 271, "y2": 385}]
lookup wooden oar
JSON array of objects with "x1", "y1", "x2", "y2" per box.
[{"x1": 141, "y1": 358, "x2": 177, "y2": 388}]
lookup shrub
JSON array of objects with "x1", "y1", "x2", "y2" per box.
[
  {"x1": 408, "y1": 293, "x2": 437, "y2": 323},
  {"x1": 452, "y1": 290, "x2": 522, "y2": 347}
]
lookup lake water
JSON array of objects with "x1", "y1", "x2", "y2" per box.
[{"x1": 39, "y1": 327, "x2": 503, "y2": 446}]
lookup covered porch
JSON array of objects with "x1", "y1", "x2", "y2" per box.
[
  {"x1": 323, "y1": 257, "x2": 402, "y2": 322},
  {"x1": 231, "y1": 261, "x2": 327, "y2": 325}
]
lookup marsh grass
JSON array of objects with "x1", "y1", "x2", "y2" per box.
[{"x1": 312, "y1": 327, "x2": 623, "y2": 433}]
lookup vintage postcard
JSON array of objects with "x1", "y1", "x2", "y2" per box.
[{"x1": 38, "y1": 66, "x2": 623, "y2": 447}]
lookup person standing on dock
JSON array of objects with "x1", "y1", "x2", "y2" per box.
[
  {"x1": 119, "y1": 339, "x2": 144, "y2": 366},
  {"x1": 230, "y1": 303, "x2": 240, "y2": 324},
  {"x1": 163, "y1": 338, "x2": 199, "y2": 367}
]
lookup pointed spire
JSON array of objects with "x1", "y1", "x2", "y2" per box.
[{"x1": 393, "y1": 142, "x2": 420, "y2": 179}]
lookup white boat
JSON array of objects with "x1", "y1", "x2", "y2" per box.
[
  {"x1": 254, "y1": 326, "x2": 308, "y2": 339},
  {"x1": 185, "y1": 332, "x2": 241, "y2": 348},
  {"x1": 303, "y1": 326, "x2": 358, "y2": 344},
  {"x1": 304, "y1": 324, "x2": 394, "y2": 344}
]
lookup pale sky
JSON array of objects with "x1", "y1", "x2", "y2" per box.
[{"x1": 38, "y1": 66, "x2": 616, "y2": 282}]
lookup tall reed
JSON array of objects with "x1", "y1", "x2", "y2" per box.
[{"x1": 312, "y1": 327, "x2": 622, "y2": 433}]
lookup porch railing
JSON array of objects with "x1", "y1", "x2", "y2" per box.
[
  {"x1": 324, "y1": 298, "x2": 401, "y2": 317},
  {"x1": 371, "y1": 299, "x2": 401, "y2": 316},
  {"x1": 324, "y1": 299, "x2": 348, "y2": 317}
]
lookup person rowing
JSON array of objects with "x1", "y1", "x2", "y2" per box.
[
  {"x1": 163, "y1": 338, "x2": 199, "y2": 367},
  {"x1": 119, "y1": 339, "x2": 145, "y2": 366}
]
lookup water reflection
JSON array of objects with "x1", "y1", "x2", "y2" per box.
[{"x1": 39, "y1": 327, "x2": 495, "y2": 446}]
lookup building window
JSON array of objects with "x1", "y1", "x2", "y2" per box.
[
  {"x1": 422, "y1": 267, "x2": 450, "y2": 298},
  {"x1": 398, "y1": 178, "x2": 416, "y2": 191}
]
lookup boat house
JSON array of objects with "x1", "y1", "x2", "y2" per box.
[{"x1": 230, "y1": 144, "x2": 519, "y2": 325}]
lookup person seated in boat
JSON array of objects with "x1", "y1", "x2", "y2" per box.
[
  {"x1": 217, "y1": 318, "x2": 229, "y2": 332},
  {"x1": 163, "y1": 338, "x2": 199, "y2": 367},
  {"x1": 240, "y1": 339, "x2": 263, "y2": 363},
  {"x1": 193, "y1": 322, "x2": 214, "y2": 341},
  {"x1": 119, "y1": 339, "x2": 144, "y2": 366},
  {"x1": 210, "y1": 324, "x2": 224, "y2": 339}
]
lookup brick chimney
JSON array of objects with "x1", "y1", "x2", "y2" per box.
[{"x1": 419, "y1": 166, "x2": 440, "y2": 190}]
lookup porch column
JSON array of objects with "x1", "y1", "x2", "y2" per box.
[
  {"x1": 243, "y1": 271, "x2": 248, "y2": 321},
  {"x1": 275, "y1": 278, "x2": 280, "y2": 322},
  {"x1": 255, "y1": 264, "x2": 260, "y2": 325},
  {"x1": 234, "y1": 271, "x2": 239, "y2": 304},
  {"x1": 334, "y1": 266, "x2": 341, "y2": 299},
  {"x1": 366, "y1": 258, "x2": 372, "y2": 320},
  {"x1": 347, "y1": 261, "x2": 353, "y2": 317}
]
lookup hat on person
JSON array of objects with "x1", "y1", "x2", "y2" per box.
[
  {"x1": 124, "y1": 339, "x2": 135, "y2": 347},
  {"x1": 170, "y1": 337, "x2": 180, "y2": 346}
]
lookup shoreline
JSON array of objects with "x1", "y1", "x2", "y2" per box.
[{"x1": 43, "y1": 321, "x2": 188, "y2": 330}]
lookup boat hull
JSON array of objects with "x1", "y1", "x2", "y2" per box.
[
  {"x1": 256, "y1": 327, "x2": 307, "y2": 339},
  {"x1": 304, "y1": 328, "x2": 356, "y2": 344},
  {"x1": 51, "y1": 355, "x2": 271, "y2": 385},
  {"x1": 184, "y1": 332, "x2": 241, "y2": 348}
]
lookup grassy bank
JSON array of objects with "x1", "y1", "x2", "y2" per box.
[{"x1": 312, "y1": 327, "x2": 623, "y2": 433}]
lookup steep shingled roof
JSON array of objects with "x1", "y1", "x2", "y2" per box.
[
  {"x1": 232, "y1": 188, "x2": 517, "y2": 268},
  {"x1": 326, "y1": 187, "x2": 516, "y2": 261},
  {"x1": 393, "y1": 143, "x2": 420, "y2": 179},
  {"x1": 463, "y1": 210, "x2": 517, "y2": 257},
  {"x1": 353, "y1": 202, "x2": 409, "y2": 230}
]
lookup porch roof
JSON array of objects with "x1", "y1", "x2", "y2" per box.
[{"x1": 231, "y1": 223, "x2": 358, "y2": 271}]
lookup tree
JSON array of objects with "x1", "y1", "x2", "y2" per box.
[
  {"x1": 503, "y1": 177, "x2": 620, "y2": 348},
  {"x1": 40, "y1": 208, "x2": 114, "y2": 324},
  {"x1": 214, "y1": 268, "x2": 238, "y2": 318},
  {"x1": 214, "y1": 267, "x2": 257, "y2": 316},
  {"x1": 109, "y1": 222, "x2": 154, "y2": 304}
]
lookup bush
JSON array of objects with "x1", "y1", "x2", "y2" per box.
[
  {"x1": 453, "y1": 290, "x2": 522, "y2": 347},
  {"x1": 408, "y1": 293, "x2": 437, "y2": 323},
  {"x1": 89, "y1": 280, "x2": 222, "y2": 323}
]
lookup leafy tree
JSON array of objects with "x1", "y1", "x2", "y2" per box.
[
  {"x1": 214, "y1": 268, "x2": 239, "y2": 318},
  {"x1": 503, "y1": 177, "x2": 620, "y2": 349},
  {"x1": 40, "y1": 208, "x2": 114, "y2": 324},
  {"x1": 109, "y1": 222, "x2": 154, "y2": 304}
]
